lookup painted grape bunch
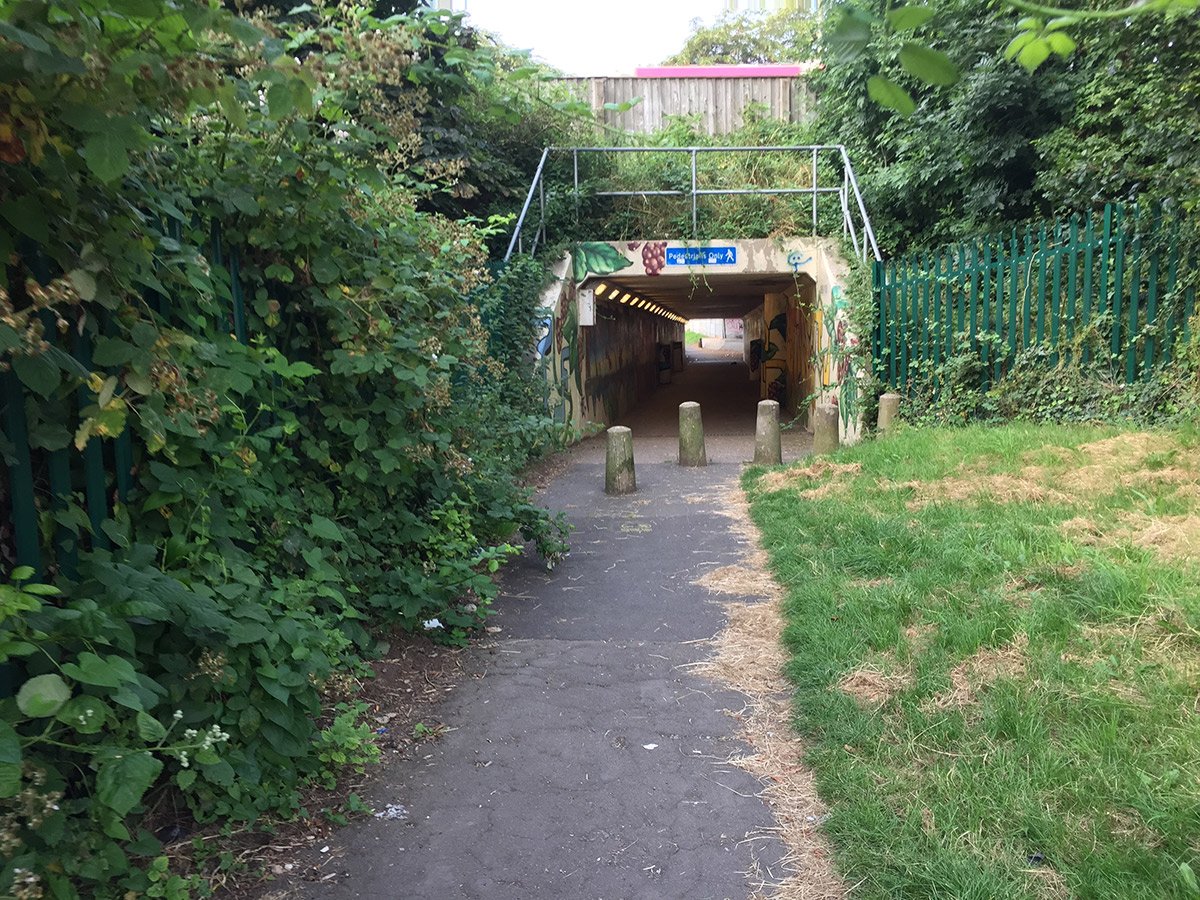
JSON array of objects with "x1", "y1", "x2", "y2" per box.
[{"x1": 641, "y1": 241, "x2": 668, "y2": 276}]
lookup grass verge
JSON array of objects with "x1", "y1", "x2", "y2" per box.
[{"x1": 746, "y1": 422, "x2": 1200, "y2": 899}]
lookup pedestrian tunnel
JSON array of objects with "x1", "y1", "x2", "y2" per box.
[{"x1": 534, "y1": 237, "x2": 860, "y2": 447}]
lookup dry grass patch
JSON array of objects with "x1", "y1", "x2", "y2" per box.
[
  {"x1": 759, "y1": 460, "x2": 863, "y2": 495},
  {"x1": 697, "y1": 481, "x2": 847, "y2": 900},
  {"x1": 1060, "y1": 511, "x2": 1200, "y2": 563},
  {"x1": 697, "y1": 563, "x2": 782, "y2": 599},
  {"x1": 1070, "y1": 610, "x2": 1200, "y2": 685},
  {"x1": 837, "y1": 655, "x2": 913, "y2": 709},
  {"x1": 929, "y1": 634, "x2": 1028, "y2": 710},
  {"x1": 701, "y1": 598, "x2": 847, "y2": 900},
  {"x1": 900, "y1": 472, "x2": 1071, "y2": 510},
  {"x1": 896, "y1": 432, "x2": 1200, "y2": 513},
  {"x1": 1124, "y1": 511, "x2": 1200, "y2": 562}
]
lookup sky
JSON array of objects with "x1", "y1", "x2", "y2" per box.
[{"x1": 461, "y1": 0, "x2": 732, "y2": 76}]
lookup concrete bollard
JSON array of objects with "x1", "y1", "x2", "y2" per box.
[
  {"x1": 813, "y1": 404, "x2": 840, "y2": 455},
  {"x1": 605, "y1": 426, "x2": 636, "y2": 495},
  {"x1": 678, "y1": 402, "x2": 707, "y2": 467},
  {"x1": 753, "y1": 400, "x2": 782, "y2": 465},
  {"x1": 877, "y1": 392, "x2": 901, "y2": 432}
]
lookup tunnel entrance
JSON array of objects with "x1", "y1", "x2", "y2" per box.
[{"x1": 537, "y1": 237, "x2": 854, "y2": 450}]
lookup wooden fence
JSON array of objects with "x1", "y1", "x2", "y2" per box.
[
  {"x1": 557, "y1": 76, "x2": 814, "y2": 135},
  {"x1": 873, "y1": 204, "x2": 1197, "y2": 391}
]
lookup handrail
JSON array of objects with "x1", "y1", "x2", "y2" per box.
[
  {"x1": 504, "y1": 146, "x2": 551, "y2": 261},
  {"x1": 503, "y1": 145, "x2": 882, "y2": 264}
]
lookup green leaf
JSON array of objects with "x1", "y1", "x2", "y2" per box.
[
  {"x1": 0, "y1": 196, "x2": 49, "y2": 244},
  {"x1": 84, "y1": 131, "x2": 132, "y2": 183},
  {"x1": 867, "y1": 75, "x2": 917, "y2": 117},
  {"x1": 0, "y1": 21, "x2": 52, "y2": 52},
  {"x1": 96, "y1": 751, "x2": 163, "y2": 817},
  {"x1": 12, "y1": 354, "x2": 61, "y2": 398},
  {"x1": 1046, "y1": 31, "x2": 1076, "y2": 58},
  {"x1": 10, "y1": 566, "x2": 34, "y2": 582},
  {"x1": 1017, "y1": 38, "x2": 1052, "y2": 72},
  {"x1": 1004, "y1": 31, "x2": 1038, "y2": 60},
  {"x1": 309, "y1": 515, "x2": 344, "y2": 542},
  {"x1": 0, "y1": 721, "x2": 20, "y2": 764},
  {"x1": 0, "y1": 763, "x2": 19, "y2": 799},
  {"x1": 61, "y1": 651, "x2": 136, "y2": 688},
  {"x1": 21, "y1": 583, "x2": 59, "y2": 596},
  {"x1": 898, "y1": 44, "x2": 960, "y2": 86},
  {"x1": 136, "y1": 711, "x2": 167, "y2": 743},
  {"x1": 92, "y1": 336, "x2": 135, "y2": 366},
  {"x1": 56, "y1": 695, "x2": 111, "y2": 734},
  {"x1": 887, "y1": 5, "x2": 936, "y2": 31},
  {"x1": 267, "y1": 81, "x2": 294, "y2": 119},
  {"x1": 130, "y1": 321, "x2": 159, "y2": 349},
  {"x1": 311, "y1": 255, "x2": 340, "y2": 285},
  {"x1": 142, "y1": 491, "x2": 182, "y2": 512},
  {"x1": 68, "y1": 269, "x2": 98, "y2": 301},
  {"x1": 575, "y1": 243, "x2": 633, "y2": 282},
  {"x1": 125, "y1": 372, "x2": 153, "y2": 395},
  {"x1": 828, "y1": 9, "x2": 873, "y2": 61},
  {"x1": 16, "y1": 673, "x2": 71, "y2": 718}
]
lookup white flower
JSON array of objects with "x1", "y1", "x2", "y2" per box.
[{"x1": 422, "y1": 618, "x2": 443, "y2": 630}]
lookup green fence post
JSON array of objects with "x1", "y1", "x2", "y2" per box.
[
  {"x1": 1110, "y1": 207, "x2": 1127, "y2": 373},
  {"x1": 1035, "y1": 225, "x2": 1048, "y2": 347},
  {"x1": 1125, "y1": 211, "x2": 1143, "y2": 384},
  {"x1": 1161, "y1": 213, "x2": 1181, "y2": 365},
  {"x1": 1142, "y1": 206, "x2": 1162, "y2": 379},
  {"x1": 1, "y1": 372, "x2": 40, "y2": 573},
  {"x1": 919, "y1": 251, "x2": 931, "y2": 370},
  {"x1": 1066, "y1": 215, "x2": 1079, "y2": 363},
  {"x1": 889, "y1": 258, "x2": 898, "y2": 389}
]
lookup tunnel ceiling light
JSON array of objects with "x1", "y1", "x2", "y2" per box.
[
  {"x1": 620, "y1": 293, "x2": 631, "y2": 303},
  {"x1": 595, "y1": 282, "x2": 608, "y2": 296}
]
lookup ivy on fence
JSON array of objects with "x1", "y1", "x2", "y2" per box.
[{"x1": 873, "y1": 203, "x2": 1197, "y2": 403}]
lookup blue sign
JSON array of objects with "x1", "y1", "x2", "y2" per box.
[{"x1": 665, "y1": 246, "x2": 738, "y2": 267}]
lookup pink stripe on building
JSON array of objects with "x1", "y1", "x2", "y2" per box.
[{"x1": 633, "y1": 64, "x2": 815, "y2": 79}]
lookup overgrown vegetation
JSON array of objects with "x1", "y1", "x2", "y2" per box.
[
  {"x1": 748, "y1": 423, "x2": 1200, "y2": 899},
  {"x1": 0, "y1": 3, "x2": 581, "y2": 896},
  {"x1": 892, "y1": 319, "x2": 1200, "y2": 428},
  {"x1": 814, "y1": 0, "x2": 1200, "y2": 254}
]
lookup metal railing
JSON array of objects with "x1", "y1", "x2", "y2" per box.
[{"x1": 503, "y1": 145, "x2": 882, "y2": 264}]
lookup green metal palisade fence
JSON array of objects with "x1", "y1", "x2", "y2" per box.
[
  {"x1": 872, "y1": 203, "x2": 1196, "y2": 392},
  {"x1": 1, "y1": 221, "x2": 249, "y2": 583}
]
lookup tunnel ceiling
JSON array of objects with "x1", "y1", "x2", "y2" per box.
[{"x1": 594, "y1": 272, "x2": 811, "y2": 320}]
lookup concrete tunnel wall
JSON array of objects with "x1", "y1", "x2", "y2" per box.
[{"x1": 535, "y1": 256, "x2": 683, "y2": 430}]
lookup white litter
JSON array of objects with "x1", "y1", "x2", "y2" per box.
[
  {"x1": 374, "y1": 804, "x2": 410, "y2": 821},
  {"x1": 642, "y1": 743, "x2": 658, "y2": 750}
]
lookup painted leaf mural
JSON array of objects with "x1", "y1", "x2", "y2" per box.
[{"x1": 573, "y1": 242, "x2": 633, "y2": 284}]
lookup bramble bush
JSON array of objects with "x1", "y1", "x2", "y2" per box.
[{"x1": 0, "y1": 2, "x2": 572, "y2": 896}]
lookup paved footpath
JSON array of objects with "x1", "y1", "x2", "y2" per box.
[{"x1": 301, "y1": 357, "x2": 809, "y2": 899}]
